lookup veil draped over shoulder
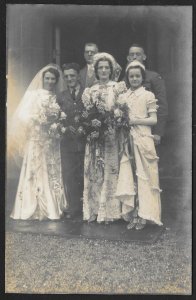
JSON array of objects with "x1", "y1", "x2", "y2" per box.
[{"x1": 7, "y1": 63, "x2": 65, "y2": 163}]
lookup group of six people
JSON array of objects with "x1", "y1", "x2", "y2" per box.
[{"x1": 10, "y1": 42, "x2": 168, "y2": 230}]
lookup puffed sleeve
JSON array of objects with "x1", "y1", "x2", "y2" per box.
[
  {"x1": 82, "y1": 87, "x2": 92, "y2": 109},
  {"x1": 146, "y1": 91, "x2": 159, "y2": 113}
]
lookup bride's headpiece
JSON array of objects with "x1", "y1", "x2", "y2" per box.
[
  {"x1": 26, "y1": 63, "x2": 65, "y2": 92},
  {"x1": 7, "y1": 63, "x2": 65, "y2": 162}
]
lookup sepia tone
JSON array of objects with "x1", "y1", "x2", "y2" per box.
[{"x1": 5, "y1": 5, "x2": 192, "y2": 294}]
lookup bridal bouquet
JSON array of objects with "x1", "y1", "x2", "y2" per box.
[
  {"x1": 31, "y1": 95, "x2": 67, "y2": 139},
  {"x1": 81, "y1": 89, "x2": 116, "y2": 141},
  {"x1": 81, "y1": 83, "x2": 129, "y2": 141}
]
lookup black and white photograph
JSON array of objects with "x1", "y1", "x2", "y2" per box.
[{"x1": 5, "y1": 4, "x2": 192, "y2": 294}]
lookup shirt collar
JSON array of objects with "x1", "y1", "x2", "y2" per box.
[
  {"x1": 128, "y1": 86, "x2": 145, "y2": 97},
  {"x1": 87, "y1": 64, "x2": 94, "y2": 70},
  {"x1": 69, "y1": 83, "x2": 80, "y2": 94}
]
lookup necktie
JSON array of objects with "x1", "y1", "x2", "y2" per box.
[
  {"x1": 71, "y1": 88, "x2": 76, "y2": 101},
  {"x1": 88, "y1": 64, "x2": 94, "y2": 78}
]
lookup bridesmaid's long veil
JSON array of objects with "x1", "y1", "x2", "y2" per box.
[{"x1": 7, "y1": 63, "x2": 65, "y2": 165}]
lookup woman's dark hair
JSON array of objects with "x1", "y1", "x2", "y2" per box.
[
  {"x1": 42, "y1": 67, "x2": 60, "y2": 83},
  {"x1": 125, "y1": 65, "x2": 146, "y2": 88},
  {"x1": 94, "y1": 58, "x2": 113, "y2": 80}
]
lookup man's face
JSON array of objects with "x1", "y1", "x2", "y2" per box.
[
  {"x1": 63, "y1": 69, "x2": 79, "y2": 89},
  {"x1": 84, "y1": 45, "x2": 98, "y2": 64},
  {"x1": 127, "y1": 47, "x2": 146, "y2": 63}
]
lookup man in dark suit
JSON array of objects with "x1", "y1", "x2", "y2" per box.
[
  {"x1": 126, "y1": 44, "x2": 168, "y2": 145},
  {"x1": 80, "y1": 42, "x2": 99, "y2": 88},
  {"x1": 57, "y1": 63, "x2": 85, "y2": 218}
]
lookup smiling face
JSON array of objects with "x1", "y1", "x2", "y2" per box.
[
  {"x1": 43, "y1": 72, "x2": 57, "y2": 91},
  {"x1": 128, "y1": 67, "x2": 143, "y2": 90},
  {"x1": 127, "y1": 46, "x2": 146, "y2": 63},
  {"x1": 63, "y1": 69, "x2": 79, "y2": 89},
  {"x1": 97, "y1": 60, "x2": 111, "y2": 82}
]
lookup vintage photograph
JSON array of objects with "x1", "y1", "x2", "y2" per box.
[{"x1": 6, "y1": 4, "x2": 192, "y2": 294}]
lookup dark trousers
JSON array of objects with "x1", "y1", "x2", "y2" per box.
[{"x1": 61, "y1": 151, "x2": 84, "y2": 216}]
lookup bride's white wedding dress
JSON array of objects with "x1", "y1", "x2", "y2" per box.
[{"x1": 9, "y1": 65, "x2": 68, "y2": 220}]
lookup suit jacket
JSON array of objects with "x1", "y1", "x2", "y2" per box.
[
  {"x1": 80, "y1": 65, "x2": 97, "y2": 89},
  {"x1": 124, "y1": 69, "x2": 168, "y2": 136},
  {"x1": 143, "y1": 70, "x2": 168, "y2": 136},
  {"x1": 57, "y1": 86, "x2": 86, "y2": 153}
]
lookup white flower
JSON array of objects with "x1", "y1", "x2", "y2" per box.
[
  {"x1": 41, "y1": 99, "x2": 49, "y2": 107},
  {"x1": 114, "y1": 108, "x2": 123, "y2": 118},
  {"x1": 39, "y1": 113, "x2": 47, "y2": 124},
  {"x1": 54, "y1": 103, "x2": 60, "y2": 110},
  {"x1": 50, "y1": 123, "x2": 58, "y2": 130},
  {"x1": 91, "y1": 91, "x2": 100, "y2": 104},
  {"x1": 117, "y1": 81, "x2": 127, "y2": 94},
  {"x1": 60, "y1": 112, "x2": 67, "y2": 119},
  {"x1": 74, "y1": 115, "x2": 80, "y2": 123},
  {"x1": 78, "y1": 126, "x2": 84, "y2": 134},
  {"x1": 116, "y1": 94, "x2": 126, "y2": 106},
  {"x1": 61, "y1": 127, "x2": 66, "y2": 133},
  {"x1": 82, "y1": 88, "x2": 92, "y2": 108},
  {"x1": 86, "y1": 104, "x2": 93, "y2": 111}
]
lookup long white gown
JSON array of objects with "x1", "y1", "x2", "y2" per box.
[
  {"x1": 10, "y1": 89, "x2": 68, "y2": 220},
  {"x1": 116, "y1": 87, "x2": 163, "y2": 225},
  {"x1": 82, "y1": 81, "x2": 130, "y2": 222}
]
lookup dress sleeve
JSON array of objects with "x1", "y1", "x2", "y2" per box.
[{"x1": 146, "y1": 91, "x2": 158, "y2": 113}]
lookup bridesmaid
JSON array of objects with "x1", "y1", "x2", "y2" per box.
[
  {"x1": 116, "y1": 60, "x2": 163, "y2": 230},
  {"x1": 82, "y1": 52, "x2": 127, "y2": 224}
]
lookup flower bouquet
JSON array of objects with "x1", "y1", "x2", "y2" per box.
[
  {"x1": 81, "y1": 88, "x2": 118, "y2": 142},
  {"x1": 31, "y1": 95, "x2": 67, "y2": 140}
]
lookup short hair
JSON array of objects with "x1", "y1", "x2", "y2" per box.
[
  {"x1": 94, "y1": 57, "x2": 113, "y2": 80},
  {"x1": 42, "y1": 67, "x2": 60, "y2": 82},
  {"x1": 125, "y1": 65, "x2": 146, "y2": 88},
  {"x1": 129, "y1": 43, "x2": 146, "y2": 53},
  {"x1": 62, "y1": 63, "x2": 80, "y2": 74},
  {"x1": 84, "y1": 42, "x2": 98, "y2": 52}
]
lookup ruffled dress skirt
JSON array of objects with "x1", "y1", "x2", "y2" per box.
[{"x1": 116, "y1": 126, "x2": 162, "y2": 225}]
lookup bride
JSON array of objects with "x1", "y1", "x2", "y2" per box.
[{"x1": 9, "y1": 64, "x2": 68, "y2": 220}]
